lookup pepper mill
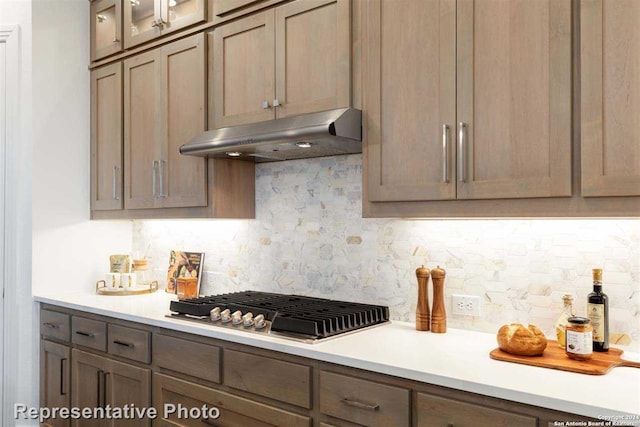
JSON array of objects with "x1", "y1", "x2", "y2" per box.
[
  {"x1": 415, "y1": 265, "x2": 431, "y2": 331},
  {"x1": 431, "y1": 266, "x2": 447, "y2": 333}
]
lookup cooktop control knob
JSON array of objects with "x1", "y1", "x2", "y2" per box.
[
  {"x1": 209, "y1": 307, "x2": 221, "y2": 322},
  {"x1": 220, "y1": 309, "x2": 232, "y2": 323},
  {"x1": 242, "y1": 312, "x2": 254, "y2": 327},
  {"x1": 231, "y1": 310, "x2": 243, "y2": 325},
  {"x1": 254, "y1": 314, "x2": 266, "y2": 330}
]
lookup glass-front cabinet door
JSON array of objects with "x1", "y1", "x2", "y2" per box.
[
  {"x1": 91, "y1": 0, "x2": 122, "y2": 61},
  {"x1": 124, "y1": 0, "x2": 161, "y2": 49},
  {"x1": 124, "y1": 0, "x2": 206, "y2": 49}
]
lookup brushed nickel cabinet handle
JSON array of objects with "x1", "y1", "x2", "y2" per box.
[
  {"x1": 112, "y1": 165, "x2": 120, "y2": 200},
  {"x1": 104, "y1": 372, "x2": 111, "y2": 407},
  {"x1": 60, "y1": 358, "x2": 68, "y2": 396},
  {"x1": 43, "y1": 322, "x2": 59, "y2": 329},
  {"x1": 113, "y1": 340, "x2": 135, "y2": 348},
  {"x1": 341, "y1": 398, "x2": 380, "y2": 411},
  {"x1": 75, "y1": 331, "x2": 95, "y2": 338},
  {"x1": 112, "y1": 36, "x2": 119, "y2": 43},
  {"x1": 272, "y1": 99, "x2": 281, "y2": 107},
  {"x1": 152, "y1": 160, "x2": 158, "y2": 197},
  {"x1": 458, "y1": 122, "x2": 467, "y2": 183},
  {"x1": 158, "y1": 160, "x2": 167, "y2": 197},
  {"x1": 442, "y1": 124, "x2": 450, "y2": 183},
  {"x1": 262, "y1": 100, "x2": 270, "y2": 109},
  {"x1": 97, "y1": 370, "x2": 105, "y2": 407}
]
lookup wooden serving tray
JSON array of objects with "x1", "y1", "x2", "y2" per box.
[
  {"x1": 96, "y1": 280, "x2": 158, "y2": 296},
  {"x1": 490, "y1": 340, "x2": 640, "y2": 375}
]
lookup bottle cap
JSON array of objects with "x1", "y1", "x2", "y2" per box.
[
  {"x1": 568, "y1": 316, "x2": 590, "y2": 325},
  {"x1": 592, "y1": 268, "x2": 603, "y2": 282}
]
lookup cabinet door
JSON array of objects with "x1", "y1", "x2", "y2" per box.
[
  {"x1": 365, "y1": 0, "x2": 457, "y2": 202},
  {"x1": 91, "y1": 0, "x2": 122, "y2": 61},
  {"x1": 415, "y1": 393, "x2": 537, "y2": 427},
  {"x1": 107, "y1": 360, "x2": 151, "y2": 427},
  {"x1": 456, "y1": 0, "x2": 572, "y2": 199},
  {"x1": 124, "y1": 0, "x2": 161, "y2": 49},
  {"x1": 41, "y1": 341, "x2": 70, "y2": 427},
  {"x1": 124, "y1": 49, "x2": 162, "y2": 210},
  {"x1": 211, "y1": 10, "x2": 275, "y2": 128},
  {"x1": 72, "y1": 350, "x2": 109, "y2": 427},
  {"x1": 274, "y1": 0, "x2": 351, "y2": 118},
  {"x1": 581, "y1": 0, "x2": 640, "y2": 197},
  {"x1": 159, "y1": 34, "x2": 208, "y2": 208},
  {"x1": 160, "y1": 0, "x2": 207, "y2": 36},
  {"x1": 153, "y1": 373, "x2": 311, "y2": 427},
  {"x1": 91, "y1": 63, "x2": 123, "y2": 211}
]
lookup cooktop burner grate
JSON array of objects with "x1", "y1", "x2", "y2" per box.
[{"x1": 169, "y1": 291, "x2": 390, "y2": 342}]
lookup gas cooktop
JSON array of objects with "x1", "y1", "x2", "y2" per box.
[{"x1": 168, "y1": 291, "x2": 390, "y2": 343}]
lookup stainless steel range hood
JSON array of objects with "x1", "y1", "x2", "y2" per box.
[{"x1": 179, "y1": 108, "x2": 362, "y2": 162}]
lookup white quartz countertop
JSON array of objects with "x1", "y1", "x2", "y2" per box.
[{"x1": 33, "y1": 291, "x2": 640, "y2": 420}]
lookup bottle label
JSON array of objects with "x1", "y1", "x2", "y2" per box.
[
  {"x1": 588, "y1": 303, "x2": 605, "y2": 342},
  {"x1": 566, "y1": 329, "x2": 592, "y2": 355}
]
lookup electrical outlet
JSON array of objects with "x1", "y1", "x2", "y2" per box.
[{"x1": 452, "y1": 294, "x2": 482, "y2": 316}]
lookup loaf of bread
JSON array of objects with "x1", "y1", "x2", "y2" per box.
[{"x1": 497, "y1": 323, "x2": 548, "y2": 356}]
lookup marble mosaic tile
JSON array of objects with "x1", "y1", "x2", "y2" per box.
[{"x1": 133, "y1": 154, "x2": 640, "y2": 351}]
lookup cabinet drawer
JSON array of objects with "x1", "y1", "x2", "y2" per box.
[
  {"x1": 153, "y1": 334, "x2": 220, "y2": 383},
  {"x1": 224, "y1": 349, "x2": 312, "y2": 408},
  {"x1": 108, "y1": 324, "x2": 150, "y2": 363},
  {"x1": 72, "y1": 316, "x2": 107, "y2": 352},
  {"x1": 41, "y1": 310, "x2": 71, "y2": 342},
  {"x1": 211, "y1": 0, "x2": 285, "y2": 24},
  {"x1": 319, "y1": 371, "x2": 410, "y2": 427},
  {"x1": 153, "y1": 373, "x2": 310, "y2": 427},
  {"x1": 416, "y1": 393, "x2": 537, "y2": 427}
]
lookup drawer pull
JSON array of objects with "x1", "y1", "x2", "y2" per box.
[
  {"x1": 75, "y1": 331, "x2": 95, "y2": 338},
  {"x1": 113, "y1": 340, "x2": 135, "y2": 348},
  {"x1": 43, "y1": 322, "x2": 59, "y2": 329},
  {"x1": 341, "y1": 398, "x2": 380, "y2": 412},
  {"x1": 201, "y1": 418, "x2": 219, "y2": 426},
  {"x1": 447, "y1": 424, "x2": 454, "y2": 427},
  {"x1": 60, "y1": 358, "x2": 68, "y2": 396}
]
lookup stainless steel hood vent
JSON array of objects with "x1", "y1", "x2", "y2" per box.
[{"x1": 179, "y1": 108, "x2": 362, "y2": 162}]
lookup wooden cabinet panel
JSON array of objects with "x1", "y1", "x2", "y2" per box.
[
  {"x1": 365, "y1": 0, "x2": 456, "y2": 202},
  {"x1": 224, "y1": 349, "x2": 312, "y2": 408},
  {"x1": 415, "y1": 392, "x2": 537, "y2": 427},
  {"x1": 581, "y1": 0, "x2": 640, "y2": 196},
  {"x1": 274, "y1": 0, "x2": 350, "y2": 119},
  {"x1": 91, "y1": 0, "x2": 122, "y2": 61},
  {"x1": 456, "y1": 0, "x2": 571, "y2": 199},
  {"x1": 91, "y1": 63, "x2": 123, "y2": 211},
  {"x1": 108, "y1": 324, "x2": 151, "y2": 363},
  {"x1": 40, "y1": 341, "x2": 70, "y2": 427},
  {"x1": 213, "y1": 0, "x2": 265, "y2": 17},
  {"x1": 319, "y1": 371, "x2": 410, "y2": 427},
  {"x1": 72, "y1": 350, "x2": 109, "y2": 427},
  {"x1": 108, "y1": 359, "x2": 151, "y2": 427},
  {"x1": 124, "y1": 49, "x2": 161, "y2": 209},
  {"x1": 41, "y1": 310, "x2": 71, "y2": 342},
  {"x1": 153, "y1": 334, "x2": 221, "y2": 383},
  {"x1": 72, "y1": 316, "x2": 107, "y2": 352},
  {"x1": 153, "y1": 373, "x2": 311, "y2": 427},
  {"x1": 210, "y1": 0, "x2": 285, "y2": 24},
  {"x1": 160, "y1": 33, "x2": 207, "y2": 208},
  {"x1": 211, "y1": 11, "x2": 275, "y2": 128}
]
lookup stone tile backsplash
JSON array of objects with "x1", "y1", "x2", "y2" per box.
[{"x1": 133, "y1": 154, "x2": 640, "y2": 351}]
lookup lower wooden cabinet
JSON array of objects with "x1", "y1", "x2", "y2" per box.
[
  {"x1": 40, "y1": 340, "x2": 71, "y2": 427},
  {"x1": 71, "y1": 349, "x2": 151, "y2": 427},
  {"x1": 152, "y1": 373, "x2": 311, "y2": 427},
  {"x1": 415, "y1": 393, "x2": 537, "y2": 427},
  {"x1": 40, "y1": 305, "x2": 599, "y2": 427}
]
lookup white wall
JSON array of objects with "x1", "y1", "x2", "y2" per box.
[{"x1": 31, "y1": 0, "x2": 132, "y2": 296}]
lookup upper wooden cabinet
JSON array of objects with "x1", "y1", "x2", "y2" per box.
[
  {"x1": 91, "y1": 0, "x2": 123, "y2": 61},
  {"x1": 581, "y1": 0, "x2": 640, "y2": 197},
  {"x1": 124, "y1": 33, "x2": 207, "y2": 210},
  {"x1": 365, "y1": 0, "x2": 572, "y2": 203},
  {"x1": 211, "y1": 0, "x2": 351, "y2": 129},
  {"x1": 91, "y1": 62, "x2": 124, "y2": 211},
  {"x1": 123, "y1": 0, "x2": 206, "y2": 49},
  {"x1": 210, "y1": 0, "x2": 286, "y2": 24}
]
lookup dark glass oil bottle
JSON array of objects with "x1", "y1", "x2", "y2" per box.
[{"x1": 587, "y1": 268, "x2": 609, "y2": 352}]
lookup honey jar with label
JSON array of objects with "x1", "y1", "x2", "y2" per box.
[{"x1": 565, "y1": 317, "x2": 593, "y2": 360}]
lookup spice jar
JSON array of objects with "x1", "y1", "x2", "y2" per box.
[{"x1": 565, "y1": 317, "x2": 593, "y2": 360}]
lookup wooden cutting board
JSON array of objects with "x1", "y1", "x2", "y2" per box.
[{"x1": 490, "y1": 340, "x2": 640, "y2": 375}]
